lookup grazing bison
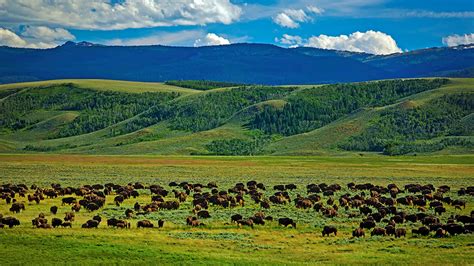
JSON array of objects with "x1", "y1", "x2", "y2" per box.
[
  {"x1": 395, "y1": 228, "x2": 406, "y2": 238},
  {"x1": 371, "y1": 227, "x2": 386, "y2": 236},
  {"x1": 231, "y1": 214, "x2": 243, "y2": 223},
  {"x1": 52, "y1": 218, "x2": 63, "y2": 228},
  {"x1": 186, "y1": 216, "x2": 203, "y2": 227},
  {"x1": 352, "y1": 228, "x2": 365, "y2": 238},
  {"x1": 197, "y1": 210, "x2": 211, "y2": 219},
  {"x1": 83, "y1": 219, "x2": 99, "y2": 228},
  {"x1": 413, "y1": 226, "x2": 430, "y2": 236},
  {"x1": 360, "y1": 220, "x2": 376, "y2": 229},
  {"x1": 322, "y1": 226, "x2": 337, "y2": 236},
  {"x1": 260, "y1": 201, "x2": 270, "y2": 209},
  {"x1": 125, "y1": 209, "x2": 134, "y2": 218},
  {"x1": 278, "y1": 218, "x2": 296, "y2": 228},
  {"x1": 434, "y1": 228, "x2": 447, "y2": 238},
  {"x1": 434, "y1": 206, "x2": 446, "y2": 216},
  {"x1": 61, "y1": 222, "x2": 72, "y2": 228},
  {"x1": 385, "y1": 225, "x2": 395, "y2": 236},
  {"x1": 1, "y1": 217, "x2": 20, "y2": 228},
  {"x1": 92, "y1": 215, "x2": 102, "y2": 223},
  {"x1": 50, "y1": 206, "x2": 58, "y2": 215},
  {"x1": 62, "y1": 197, "x2": 77, "y2": 205},
  {"x1": 64, "y1": 212, "x2": 75, "y2": 222},
  {"x1": 137, "y1": 220, "x2": 154, "y2": 228},
  {"x1": 237, "y1": 219, "x2": 254, "y2": 229},
  {"x1": 37, "y1": 223, "x2": 52, "y2": 229},
  {"x1": 10, "y1": 202, "x2": 25, "y2": 213},
  {"x1": 445, "y1": 223, "x2": 464, "y2": 236}
]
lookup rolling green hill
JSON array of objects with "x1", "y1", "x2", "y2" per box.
[{"x1": 0, "y1": 78, "x2": 472, "y2": 155}]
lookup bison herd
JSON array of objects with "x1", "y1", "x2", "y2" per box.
[{"x1": 0, "y1": 181, "x2": 473, "y2": 239}]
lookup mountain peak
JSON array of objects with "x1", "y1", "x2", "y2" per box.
[{"x1": 60, "y1": 41, "x2": 101, "y2": 47}]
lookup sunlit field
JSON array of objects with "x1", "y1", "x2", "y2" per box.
[{"x1": 0, "y1": 154, "x2": 472, "y2": 264}]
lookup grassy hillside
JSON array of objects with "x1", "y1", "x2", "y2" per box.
[
  {"x1": 0, "y1": 78, "x2": 472, "y2": 155},
  {"x1": 0, "y1": 79, "x2": 199, "y2": 94}
]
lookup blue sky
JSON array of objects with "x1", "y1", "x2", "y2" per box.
[{"x1": 0, "y1": 0, "x2": 473, "y2": 54}]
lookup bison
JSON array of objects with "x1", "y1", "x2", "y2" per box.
[
  {"x1": 322, "y1": 226, "x2": 337, "y2": 236},
  {"x1": 352, "y1": 228, "x2": 365, "y2": 238},
  {"x1": 137, "y1": 220, "x2": 154, "y2": 228},
  {"x1": 371, "y1": 227, "x2": 386, "y2": 236},
  {"x1": 395, "y1": 228, "x2": 406, "y2": 238},
  {"x1": 278, "y1": 218, "x2": 296, "y2": 228}
]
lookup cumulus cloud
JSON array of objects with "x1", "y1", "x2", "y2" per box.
[
  {"x1": 307, "y1": 5, "x2": 324, "y2": 15},
  {"x1": 194, "y1": 33, "x2": 231, "y2": 47},
  {"x1": 21, "y1": 26, "x2": 75, "y2": 42},
  {"x1": 273, "y1": 6, "x2": 325, "y2": 29},
  {"x1": 0, "y1": 26, "x2": 74, "y2": 48},
  {"x1": 0, "y1": 28, "x2": 28, "y2": 48},
  {"x1": 276, "y1": 30, "x2": 402, "y2": 55},
  {"x1": 275, "y1": 34, "x2": 303, "y2": 48},
  {"x1": 273, "y1": 6, "x2": 324, "y2": 28},
  {"x1": 0, "y1": 0, "x2": 242, "y2": 30},
  {"x1": 442, "y1": 33, "x2": 474, "y2": 47},
  {"x1": 106, "y1": 30, "x2": 204, "y2": 46}
]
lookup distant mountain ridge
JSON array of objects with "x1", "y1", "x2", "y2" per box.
[{"x1": 0, "y1": 42, "x2": 473, "y2": 84}]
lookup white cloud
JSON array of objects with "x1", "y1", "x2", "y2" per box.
[
  {"x1": 442, "y1": 33, "x2": 474, "y2": 47},
  {"x1": 0, "y1": 0, "x2": 242, "y2": 30},
  {"x1": 106, "y1": 30, "x2": 203, "y2": 46},
  {"x1": 273, "y1": 9, "x2": 309, "y2": 28},
  {"x1": 307, "y1": 5, "x2": 324, "y2": 15},
  {"x1": 0, "y1": 28, "x2": 27, "y2": 47},
  {"x1": 273, "y1": 6, "x2": 324, "y2": 29},
  {"x1": 273, "y1": 13, "x2": 300, "y2": 28},
  {"x1": 276, "y1": 30, "x2": 402, "y2": 55},
  {"x1": 194, "y1": 33, "x2": 231, "y2": 47},
  {"x1": 275, "y1": 34, "x2": 303, "y2": 48},
  {"x1": 0, "y1": 26, "x2": 74, "y2": 48},
  {"x1": 21, "y1": 26, "x2": 75, "y2": 42}
]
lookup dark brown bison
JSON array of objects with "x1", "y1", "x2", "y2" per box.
[
  {"x1": 278, "y1": 218, "x2": 296, "y2": 228},
  {"x1": 137, "y1": 220, "x2": 154, "y2": 228},
  {"x1": 352, "y1": 228, "x2": 365, "y2": 238},
  {"x1": 360, "y1": 220, "x2": 376, "y2": 229},
  {"x1": 395, "y1": 228, "x2": 406, "y2": 238},
  {"x1": 50, "y1": 206, "x2": 58, "y2": 215},
  {"x1": 64, "y1": 212, "x2": 75, "y2": 222},
  {"x1": 186, "y1": 216, "x2": 203, "y2": 227},
  {"x1": 125, "y1": 209, "x2": 134, "y2": 218},
  {"x1": 237, "y1": 219, "x2": 254, "y2": 229},
  {"x1": 322, "y1": 226, "x2": 337, "y2": 236},
  {"x1": 9, "y1": 202, "x2": 25, "y2": 213},
  {"x1": 52, "y1": 218, "x2": 63, "y2": 228},
  {"x1": 82, "y1": 219, "x2": 99, "y2": 228},
  {"x1": 371, "y1": 227, "x2": 386, "y2": 236},
  {"x1": 62, "y1": 197, "x2": 77, "y2": 205},
  {"x1": 434, "y1": 206, "x2": 446, "y2": 216},
  {"x1": 37, "y1": 223, "x2": 52, "y2": 229},
  {"x1": 231, "y1": 214, "x2": 243, "y2": 223},
  {"x1": 413, "y1": 226, "x2": 430, "y2": 236},
  {"x1": 197, "y1": 210, "x2": 211, "y2": 219},
  {"x1": 158, "y1": 219, "x2": 165, "y2": 228},
  {"x1": 1, "y1": 217, "x2": 20, "y2": 228},
  {"x1": 434, "y1": 228, "x2": 447, "y2": 238},
  {"x1": 445, "y1": 223, "x2": 464, "y2": 235},
  {"x1": 61, "y1": 221, "x2": 72, "y2": 228},
  {"x1": 385, "y1": 225, "x2": 395, "y2": 236}
]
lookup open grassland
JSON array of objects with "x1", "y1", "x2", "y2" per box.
[
  {"x1": 0, "y1": 154, "x2": 473, "y2": 264},
  {"x1": 0, "y1": 79, "x2": 199, "y2": 95}
]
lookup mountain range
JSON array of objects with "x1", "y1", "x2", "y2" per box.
[{"x1": 1, "y1": 42, "x2": 473, "y2": 85}]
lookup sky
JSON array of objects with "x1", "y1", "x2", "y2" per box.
[{"x1": 0, "y1": 0, "x2": 473, "y2": 55}]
